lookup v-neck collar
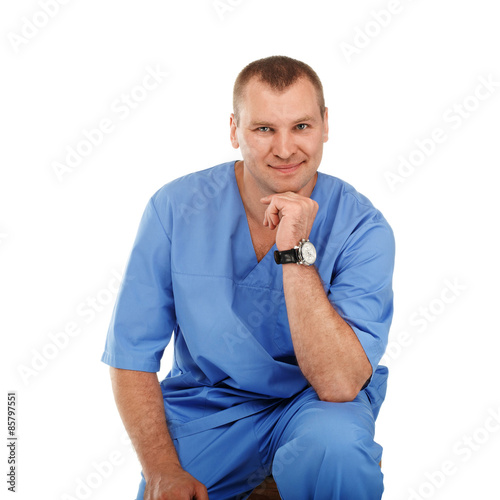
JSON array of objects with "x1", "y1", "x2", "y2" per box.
[
  {"x1": 229, "y1": 160, "x2": 323, "y2": 286},
  {"x1": 230, "y1": 161, "x2": 275, "y2": 272}
]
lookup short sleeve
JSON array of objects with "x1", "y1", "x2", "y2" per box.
[
  {"x1": 328, "y1": 215, "x2": 395, "y2": 378},
  {"x1": 101, "y1": 195, "x2": 176, "y2": 372}
]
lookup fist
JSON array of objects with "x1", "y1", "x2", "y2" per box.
[
  {"x1": 260, "y1": 192, "x2": 318, "y2": 251},
  {"x1": 144, "y1": 464, "x2": 208, "y2": 500}
]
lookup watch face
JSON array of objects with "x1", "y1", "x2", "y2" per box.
[{"x1": 301, "y1": 241, "x2": 317, "y2": 265}]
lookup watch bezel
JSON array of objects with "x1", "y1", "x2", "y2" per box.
[{"x1": 297, "y1": 239, "x2": 316, "y2": 266}]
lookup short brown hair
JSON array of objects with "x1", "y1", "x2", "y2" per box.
[{"x1": 233, "y1": 55, "x2": 326, "y2": 123}]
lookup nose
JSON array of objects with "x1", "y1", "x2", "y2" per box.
[{"x1": 271, "y1": 130, "x2": 297, "y2": 160}]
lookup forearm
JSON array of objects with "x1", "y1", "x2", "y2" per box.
[
  {"x1": 283, "y1": 264, "x2": 372, "y2": 402},
  {"x1": 109, "y1": 367, "x2": 180, "y2": 481}
]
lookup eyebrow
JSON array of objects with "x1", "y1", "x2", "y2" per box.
[{"x1": 250, "y1": 115, "x2": 317, "y2": 127}]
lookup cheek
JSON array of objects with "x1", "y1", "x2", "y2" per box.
[
  {"x1": 303, "y1": 137, "x2": 324, "y2": 156},
  {"x1": 237, "y1": 138, "x2": 251, "y2": 156},
  {"x1": 243, "y1": 137, "x2": 268, "y2": 158}
]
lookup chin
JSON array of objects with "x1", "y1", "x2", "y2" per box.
[
  {"x1": 269, "y1": 179, "x2": 307, "y2": 195},
  {"x1": 274, "y1": 172, "x2": 317, "y2": 194}
]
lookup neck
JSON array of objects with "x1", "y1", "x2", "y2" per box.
[{"x1": 234, "y1": 161, "x2": 268, "y2": 226}]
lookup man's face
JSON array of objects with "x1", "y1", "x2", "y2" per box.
[{"x1": 230, "y1": 76, "x2": 329, "y2": 196}]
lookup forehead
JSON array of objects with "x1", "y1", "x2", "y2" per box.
[{"x1": 238, "y1": 77, "x2": 320, "y2": 124}]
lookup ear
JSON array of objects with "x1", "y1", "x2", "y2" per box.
[
  {"x1": 322, "y1": 107, "x2": 329, "y2": 143},
  {"x1": 230, "y1": 113, "x2": 239, "y2": 149}
]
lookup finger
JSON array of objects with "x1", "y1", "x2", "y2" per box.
[
  {"x1": 264, "y1": 213, "x2": 275, "y2": 230},
  {"x1": 264, "y1": 199, "x2": 280, "y2": 219},
  {"x1": 194, "y1": 483, "x2": 209, "y2": 500},
  {"x1": 264, "y1": 207, "x2": 280, "y2": 229},
  {"x1": 269, "y1": 211, "x2": 280, "y2": 228}
]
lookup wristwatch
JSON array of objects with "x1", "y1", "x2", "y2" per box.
[{"x1": 274, "y1": 239, "x2": 317, "y2": 266}]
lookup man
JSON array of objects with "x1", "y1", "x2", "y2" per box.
[{"x1": 102, "y1": 55, "x2": 395, "y2": 500}]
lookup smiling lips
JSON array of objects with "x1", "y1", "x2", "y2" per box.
[{"x1": 269, "y1": 161, "x2": 304, "y2": 173}]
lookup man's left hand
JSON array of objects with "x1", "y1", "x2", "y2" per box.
[{"x1": 260, "y1": 192, "x2": 318, "y2": 251}]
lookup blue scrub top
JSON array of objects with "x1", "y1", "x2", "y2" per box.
[{"x1": 101, "y1": 161, "x2": 395, "y2": 437}]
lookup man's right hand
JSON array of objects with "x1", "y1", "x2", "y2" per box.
[
  {"x1": 144, "y1": 463, "x2": 209, "y2": 500},
  {"x1": 109, "y1": 368, "x2": 209, "y2": 500}
]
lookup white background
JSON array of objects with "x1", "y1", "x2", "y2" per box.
[{"x1": 1, "y1": 1, "x2": 499, "y2": 499}]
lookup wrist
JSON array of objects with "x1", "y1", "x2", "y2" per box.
[
  {"x1": 282, "y1": 261, "x2": 316, "y2": 276},
  {"x1": 274, "y1": 238, "x2": 317, "y2": 266},
  {"x1": 276, "y1": 240, "x2": 300, "y2": 252},
  {"x1": 143, "y1": 460, "x2": 183, "y2": 481}
]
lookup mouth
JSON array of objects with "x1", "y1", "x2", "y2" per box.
[{"x1": 269, "y1": 161, "x2": 304, "y2": 173}]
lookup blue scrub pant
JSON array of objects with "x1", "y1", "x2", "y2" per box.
[{"x1": 135, "y1": 387, "x2": 383, "y2": 499}]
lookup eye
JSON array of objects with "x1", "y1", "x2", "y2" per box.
[
  {"x1": 296, "y1": 123, "x2": 308, "y2": 130},
  {"x1": 258, "y1": 127, "x2": 271, "y2": 132}
]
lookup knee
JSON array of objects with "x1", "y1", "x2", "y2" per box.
[
  {"x1": 272, "y1": 427, "x2": 383, "y2": 499},
  {"x1": 274, "y1": 413, "x2": 377, "y2": 477},
  {"x1": 321, "y1": 416, "x2": 373, "y2": 463},
  {"x1": 271, "y1": 401, "x2": 383, "y2": 499},
  {"x1": 279, "y1": 426, "x2": 359, "y2": 473}
]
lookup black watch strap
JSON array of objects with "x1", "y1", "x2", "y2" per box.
[{"x1": 274, "y1": 248, "x2": 298, "y2": 265}]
